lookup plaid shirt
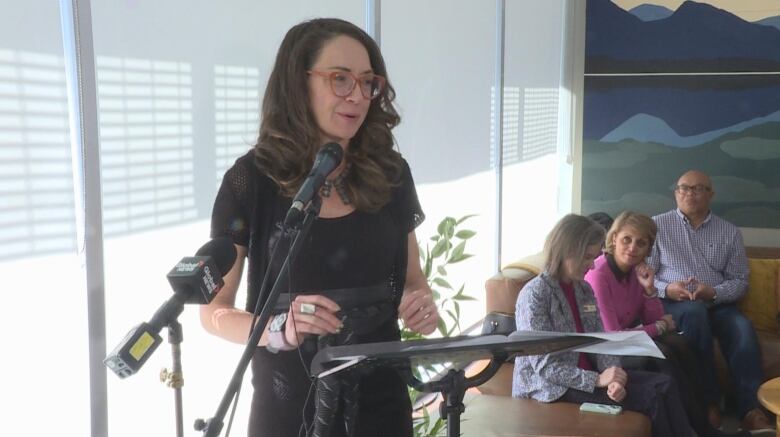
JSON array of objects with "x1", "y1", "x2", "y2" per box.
[{"x1": 646, "y1": 209, "x2": 749, "y2": 304}]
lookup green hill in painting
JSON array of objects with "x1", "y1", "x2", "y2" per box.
[{"x1": 582, "y1": 122, "x2": 780, "y2": 228}]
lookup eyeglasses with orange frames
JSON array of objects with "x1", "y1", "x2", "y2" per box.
[{"x1": 308, "y1": 70, "x2": 386, "y2": 100}]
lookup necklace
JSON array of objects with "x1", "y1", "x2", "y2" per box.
[{"x1": 320, "y1": 163, "x2": 351, "y2": 205}]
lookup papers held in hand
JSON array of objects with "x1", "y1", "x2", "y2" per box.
[{"x1": 311, "y1": 330, "x2": 661, "y2": 378}]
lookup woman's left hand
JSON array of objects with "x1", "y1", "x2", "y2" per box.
[
  {"x1": 607, "y1": 381, "x2": 626, "y2": 402},
  {"x1": 399, "y1": 288, "x2": 439, "y2": 335},
  {"x1": 661, "y1": 314, "x2": 676, "y2": 332}
]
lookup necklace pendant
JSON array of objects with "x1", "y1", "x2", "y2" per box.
[
  {"x1": 320, "y1": 181, "x2": 332, "y2": 198},
  {"x1": 320, "y1": 162, "x2": 351, "y2": 204}
]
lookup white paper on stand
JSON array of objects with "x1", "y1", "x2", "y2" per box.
[
  {"x1": 508, "y1": 330, "x2": 664, "y2": 359},
  {"x1": 575, "y1": 331, "x2": 664, "y2": 358}
]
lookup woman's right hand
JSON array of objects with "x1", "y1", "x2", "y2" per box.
[
  {"x1": 596, "y1": 366, "x2": 627, "y2": 388},
  {"x1": 635, "y1": 262, "x2": 656, "y2": 295},
  {"x1": 607, "y1": 381, "x2": 626, "y2": 402},
  {"x1": 284, "y1": 294, "x2": 344, "y2": 347}
]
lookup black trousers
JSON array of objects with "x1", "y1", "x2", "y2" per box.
[
  {"x1": 559, "y1": 369, "x2": 691, "y2": 437},
  {"x1": 622, "y1": 333, "x2": 718, "y2": 437}
]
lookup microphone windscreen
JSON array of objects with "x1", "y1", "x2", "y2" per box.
[
  {"x1": 195, "y1": 237, "x2": 237, "y2": 276},
  {"x1": 321, "y1": 142, "x2": 343, "y2": 161}
]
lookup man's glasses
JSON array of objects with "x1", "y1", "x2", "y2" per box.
[
  {"x1": 675, "y1": 184, "x2": 711, "y2": 194},
  {"x1": 308, "y1": 70, "x2": 386, "y2": 100}
]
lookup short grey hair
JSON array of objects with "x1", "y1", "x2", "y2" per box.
[{"x1": 544, "y1": 214, "x2": 606, "y2": 280}]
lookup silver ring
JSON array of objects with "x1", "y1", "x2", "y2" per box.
[{"x1": 300, "y1": 303, "x2": 316, "y2": 315}]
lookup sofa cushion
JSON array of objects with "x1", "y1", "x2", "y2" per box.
[
  {"x1": 485, "y1": 276, "x2": 526, "y2": 315},
  {"x1": 502, "y1": 252, "x2": 544, "y2": 279},
  {"x1": 484, "y1": 252, "x2": 545, "y2": 315},
  {"x1": 739, "y1": 258, "x2": 780, "y2": 334}
]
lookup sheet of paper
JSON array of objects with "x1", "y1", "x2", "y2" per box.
[
  {"x1": 569, "y1": 331, "x2": 664, "y2": 359},
  {"x1": 317, "y1": 357, "x2": 364, "y2": 377},
  {"x1": 509, "y1": 330, "x2": 664, "y2": 358}
]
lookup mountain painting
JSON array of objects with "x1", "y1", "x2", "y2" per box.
[{"x1": 582, "y1": 0, "x2": 780, "y2": 228}]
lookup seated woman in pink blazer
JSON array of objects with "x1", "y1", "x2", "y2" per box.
[{"x1": 585, "y1": 211, "x2": 736, "y2": 437}]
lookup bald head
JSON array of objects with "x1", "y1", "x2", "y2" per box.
[
  {"x1": 674, "y1": 169, "x2": 714, "y2": 221},
  {"x1": 678, "y1": 170, "x2": 712, "y2": 188}
]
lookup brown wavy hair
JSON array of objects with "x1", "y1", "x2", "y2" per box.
[{"x1": 254, "y1": 18, "x2": 403, "y2": 212}]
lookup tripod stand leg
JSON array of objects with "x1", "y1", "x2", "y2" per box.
[
  {"x1": 160, "y1": 321, "x2": 184, "y2": 437},
  {"x1": 438, "y1": 369, "x2": 466, "y2": 437}
]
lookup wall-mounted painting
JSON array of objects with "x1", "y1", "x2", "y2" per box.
[{"x1": 582, "y1": 0, "x2": 780, "y2": 228}]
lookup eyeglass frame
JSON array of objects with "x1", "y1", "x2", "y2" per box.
[
  {"x1": 307, "y1": 70, "x2": 386, "y2": 100},
  {"x1": 675, "y1": 184, "x2": 712, "y2": 194}
]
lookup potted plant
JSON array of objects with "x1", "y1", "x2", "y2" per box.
[{"x1": 402, "y1": 215, "x2": 478, "y2": 437}]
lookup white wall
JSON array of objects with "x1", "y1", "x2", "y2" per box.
[{"x1": 383, "y1": 0, "x2": 499, "y2": 330}]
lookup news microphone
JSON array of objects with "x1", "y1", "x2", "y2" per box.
[
  {"x1": 167, "y1": 236, "x2": 237, "y2": 305},
  {"x1": 104, "y1": 237, "x2": 237, "y2": 379},
  {"x1": 283, "y1": 142, "x2": 343, "y2": 228}
]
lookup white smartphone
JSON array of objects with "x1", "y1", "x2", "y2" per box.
[{"x1": 579, "y1": 402, "x2": 622, "y2": 415}]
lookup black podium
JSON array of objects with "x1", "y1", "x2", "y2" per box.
[{"x1": 311, "y1": 332, "x2": 606, "y2": 437}]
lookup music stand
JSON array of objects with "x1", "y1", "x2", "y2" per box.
[{"x1": 310, "y1": 332, "x2": 607, "y2": 437}]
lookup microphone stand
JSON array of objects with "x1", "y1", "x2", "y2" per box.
[
  {"x1": 196, "y1": 196, "x2": 322, "y2": 437},
  {"x1": 159, "y1": 320, "x2": 185, "y2": 437},
  {"x1": 406, "y1": 361, "x2": 503, "y2": 437}
]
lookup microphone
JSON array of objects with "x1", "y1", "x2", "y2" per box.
[
  {"x1": 104, "y1": 237, "x2": 237, "y2": 379},
  {"x1": 167, "y1": 236, "x2": 237, "y2": 305},
  {"x1": 283, "y1": 142, "x2": 343, "y2": 228}
]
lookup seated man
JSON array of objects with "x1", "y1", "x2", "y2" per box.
[{"x1": 647, "y1": 169, "x2": 772, "y2": 433}]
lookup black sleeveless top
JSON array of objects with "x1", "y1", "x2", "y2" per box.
[{"x1": 211, "y1": 151, "x2": 424, "y2": 437}]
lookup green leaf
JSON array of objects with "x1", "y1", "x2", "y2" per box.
[
  {"x1": 455, "y1": 229, "x2": 476, "y2": 240},
  {"x1": 436, "y1": 217, "x2": 448, "y2": 236},
  {"x1": 431, "y1": 418, "x2": 446, "y2": 435},
  {"x1": 453, "y1": 294, "x2": 478, "y2": 302},
  {"x1": 448, "y1": 253, "x2": 474, "y2": 264},
  {"x1": 423, "y1": 252, "x2": 432, "y2": 278},
  {"x1": 436, "y1": 317, "x2": 447, "y2": 336},
  {"x1": 436, "y1": 265, "x2": 447, "y2": 276},
  {"x1": 430, "y1": 234, "x2": 440, "y2": 241},
  {"x1": 454, "y1": 284, "x2": 465, "y2": 296},
  {"x1": 430, "y1": 239, "x2": 448, "y2": 259},
  {"x1": 431, "y1": 289, "x2": 441, "y2": 300},
  {"x1": 437, "y1": 216, "x2": 456, "y2": 238},
  {"x1": 448, "y1": 240, "x2": 466, "y2": 262},
  {"x1": 446, "y1": 324, "x2": 456, "y2": 337},
  {"x1": 432, "y1": 277, "x2": 452, "y2": 290},
  {"x1": 445, "y1": 309, "x2": 457, "y2": 323},
  {"x1": 443, "y1": 217, "x2": 456, "y2": 239},
  {"x1": 456, "y1": 214, "x2": 478, "y2": 225}
]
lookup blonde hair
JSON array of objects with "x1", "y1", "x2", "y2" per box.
[
  {"x1": 544, "y1": 214, "x2": 605, "y2": 280},
  {"x1": 605, "y1": 211, "x2": 657, "y2": 255}
]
